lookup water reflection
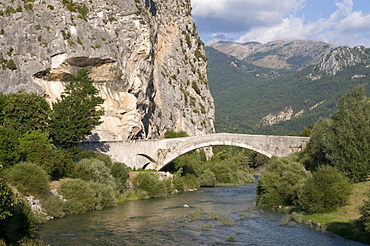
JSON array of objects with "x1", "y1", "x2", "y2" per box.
[{"x1": 39, "y1": 185, "x2": 367, "y2": 246}]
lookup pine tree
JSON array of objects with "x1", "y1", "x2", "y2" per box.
[{"x1": 49, "y1": 69, "x2": 104, "y2": 148}]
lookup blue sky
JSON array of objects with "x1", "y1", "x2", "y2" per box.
[{"x1": 191, "y1": 0, "x2": 370, "y2": 47}]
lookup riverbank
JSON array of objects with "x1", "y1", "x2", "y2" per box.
[{"x1": 303, "y1": 181, "x2": 370, "y2": 244}]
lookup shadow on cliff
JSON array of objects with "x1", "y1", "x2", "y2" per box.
[{"x1": 78, "y1": 133, "x2": 110, "y2": 154}]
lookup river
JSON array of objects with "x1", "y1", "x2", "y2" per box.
[{"x1": 38, "y1": 184, "x2": 367, "y2": 246}]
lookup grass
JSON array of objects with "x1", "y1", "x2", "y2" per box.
[{"x1": 303, "y1": 181, "x2": 370, "y2": 244}]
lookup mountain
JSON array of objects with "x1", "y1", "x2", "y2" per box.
[
  {"x1": 206, "y1": 43, "x2": 370, "y2": 135},
  {"x1": 0, "y1": 0, "x2": 215, "y2": 140},
  {"x1": 208, "y1": 40, "x2": 334, "y2": 72}
]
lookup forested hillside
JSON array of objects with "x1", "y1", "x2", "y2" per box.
[{"x1": 206, "y1": 45, "x2": 370, "y2": 135}]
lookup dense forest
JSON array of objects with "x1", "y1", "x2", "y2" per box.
[{"x1": 206, "y1": 47, "x2": 370, "y2": 135}]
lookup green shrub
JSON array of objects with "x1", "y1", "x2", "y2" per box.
[
  {"x1": 256, "y1": 154, "x2": 310, "y2": 207},
  {"x1": 58, "y1": 179, "x2": 117, "y2": 213},
  {"x1": 198, "y1": 168, "x2": 217, "y2": 187},
  {"x1": 111, "y1": 162, "x2": 130, "y2": 191},
  {"x1": 0, "y1": 127, "x2": 19, "y2": 168},
  {"x1": 299, "y1": 165, "x2": 352, "y2": 213},
  {"x1": 164, "y1": 130, "x2": 188, "y2": 138},
  {"x1": 132, "y1": 173, "x2": 168, "y2": 198},
  {"x1": 95, "y1": 154, "x2": 113, "y2": 168},
  {"x1": 0, "y1": 199, "x2": 38, "y2": 245},
  {"x1": 361, "y1": 193, "x2": 370, "y2": 233},
  {"x1": 58, "y1": 179, "x2": 94, "y2": 212},
  {"x1": 18, "y1": 237, "x2": 49, "y2": 246},
  {"x1": 7, "y1": 162, "x2": 49, "y2": 197},
  {"x1": 41, "y1": 195, "x2": 65, "y2": 218},
  {"x1": 0, "y1": 178, "x2": 13, "y2": 220},
  {"x1": 72, "y1": 158, "x2": 116, "y2": 187}
]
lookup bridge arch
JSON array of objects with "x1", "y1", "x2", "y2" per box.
[
  {"x1": 79, "y1": 133, "x2": 309, "y2": 170},
  {"x1": 159, "y1": 141, "x2": 273, "y2": 171}
]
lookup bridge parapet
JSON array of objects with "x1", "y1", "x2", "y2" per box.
[{"x1": 80, "y1": 133, "x2": 310, "y2": 170}]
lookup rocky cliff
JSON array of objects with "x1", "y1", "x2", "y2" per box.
[
  {"x1": 0, "y1": 0, "x2": 215, "y2": 140},
  {"x1": 314, "y1": 45, "x2": 370, "y2": 76}
]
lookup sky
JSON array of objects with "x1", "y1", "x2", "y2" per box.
[{"x1": 190, "y1": 0, "x2": 370, "y2": 47}]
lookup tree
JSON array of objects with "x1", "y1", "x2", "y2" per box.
[
  {"x1": 0, "y1": 127, "x2": 20, "y2": 168},
  {"x1": 256, "y1": 154, "x2": 310, "y2": 207},
  {"x1": 299, "y1": 165, "x2": 352, "y2": 213},
  {"x1": 0, "y1": 179, "x2": 13, "y2": 220},
  {"x1": 49, "y1": 69, "x2": 104, "y2": 148},
  {"x1": 308, "y1": 86, "x2": 370, "y2": 182},
  {"x1": 2, "y1": 93, "x2": 50, "y2": 135}
]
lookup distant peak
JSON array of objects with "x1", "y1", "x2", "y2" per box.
[{"x1": 242, "y1": 42, "x2": 261, "y2": 46}]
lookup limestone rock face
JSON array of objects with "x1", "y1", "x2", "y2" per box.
[
  {"x1": 0, "y1": 0, "x2": 215, "y2": 140},
  {"x1": 315, "y1": 46, "x2": 368, "y2": 76}
]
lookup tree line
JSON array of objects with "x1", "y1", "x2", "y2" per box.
[{"x1": 256, "y1": 85, "x2": 370, "y2": 242}]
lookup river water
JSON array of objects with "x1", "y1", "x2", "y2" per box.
[{"x1": 39, "y1": 184, "x2": 367, "y2": 246}]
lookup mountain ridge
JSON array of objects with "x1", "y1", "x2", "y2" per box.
[{"x1": 206, "y1": 40, "x2": 370, "y2": 135}]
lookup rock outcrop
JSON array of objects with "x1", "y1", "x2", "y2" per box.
[
  {"x1": 0, "y1": 0, "x2": 215, "y2": 140},
  {"x1": 314, "y1": 46, "x2": 369, "y2": 75}
]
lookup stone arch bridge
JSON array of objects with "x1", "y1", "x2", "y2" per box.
[{"x1": 80, "y1": 133, "x2": 310, "y2": 171}]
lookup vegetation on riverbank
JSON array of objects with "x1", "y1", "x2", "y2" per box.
[{"x1": 256, "y1": 86, "x2": 370, "y2": 244}]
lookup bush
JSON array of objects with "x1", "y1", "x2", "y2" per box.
[
  {"x1": 361, "y1": 193, "x2": 370, "y2": 233},
  {"x1": 72, "y1": 158, "x2": 116, "y2": 187},
  {"x1": 0, "y1": 127, "x2": 20, "y2": 168},
  {"x1": 6, "y1": 162, "x2": 49, "y2": 197},
  {"x1": 0, "y1": 179, "x2": 14, "y2": 220},
  {"x1": 256, "y1": 154, "x2": 310, "y2": 207},
  {"x1": 132, "y1": 173, "x2": 168, "y2": 198},
  {"x1": 111, "y1": 162, "x2": 130, "y2": 191},
  {"x1": 299, "y1": 165, "x2": 352, "y2": 213},
  {"x1": 41, "y1": 195, "x2": 65, "y2": 218},
  {"x1": 198, "y1": 168, "x2": 217, "y2": 187},
  {"x1": 164, "y1": 130, "x2": 188, "y2": 138},
  {"x1": 0, "y1": 199, "x2": 38, "y2": 246},
  {"x1": 58, "y1": 179, "x2": 117, "y2": 213}
]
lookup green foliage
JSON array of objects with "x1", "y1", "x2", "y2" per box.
[
  {"x1": 361, "y1": 193, "x2": 370, "y2": 233},
  {"x1": 164, "y1": 130, "x2": 188, "y2": 138},
  {"x1": 256, "y1": 154, "x2": 310, "y2": 207},
  {"x1": 206, "y1": 46, "x2": 370, "y2": 135},
  {"x1": 41, "y1": 194, "x2": 65, "y2": 218},
  {"x1": 132, "y1": 173, "x2": 168, "y2": 198},
  {"x1": 5, "y1": 6, "x2": 16, "y2": 16},
  {"x1": 0, "y1": 199, "x2": 38, "y2": 245},
  {"x1": 24, "y1": 3, "x2": 33, "y2": 11},
  {"x1": 198, "y1": 168, "x2": 217, "y2": 187},
  {"x1": 3, "y1": 93, "x2": 50, "y2": 135},
  {"x1": 0, "y1": 179, "x2": 13, "y2": 220},
  {"x1": 165, "y1": 147, "x2": 255, "y2": 187},
  {"x1": 58, "y1": 178, "x2": 117, "y2": 213},
  {"x1": 18, "y1": 130, "x2": 54, "y2": 173},
  {"x1": 6, "y1": 162, "x2": 49, "y2": 197},
  {"x1": 49, "y1": 69, "x2": 104, "y2": 148},
  {"x1": 192, "y1": 81, "x2": 201, "y2": 95},
  {"x1": 18, "y1": 237, "x2": 49, "y2": 246},
  {"x1": 111, "y1": 162, "x2": 130, "y2": 191},
  {"x1": 72, "y1": 158, "x2": 116, "y2": 187},
  {"x1": 308, "y1": 86, "x2": 370, "y2": 182},
  {"x1": 6, "y1": 59, "x2": 16, "y2": 70},
  {"x1": 0, "y1": 127, "x2": 20, "y2": 168},
  {"x1": 299, "y1": 166, "x2": 352, "y2": 213}
]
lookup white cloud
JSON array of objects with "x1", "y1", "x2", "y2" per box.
[
  {"x1": 191, "y1": 0, "x2": 305, "y2": 33},
  {"x1": 192, "y1": 0, "x2": 370, "y2": 47}
]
